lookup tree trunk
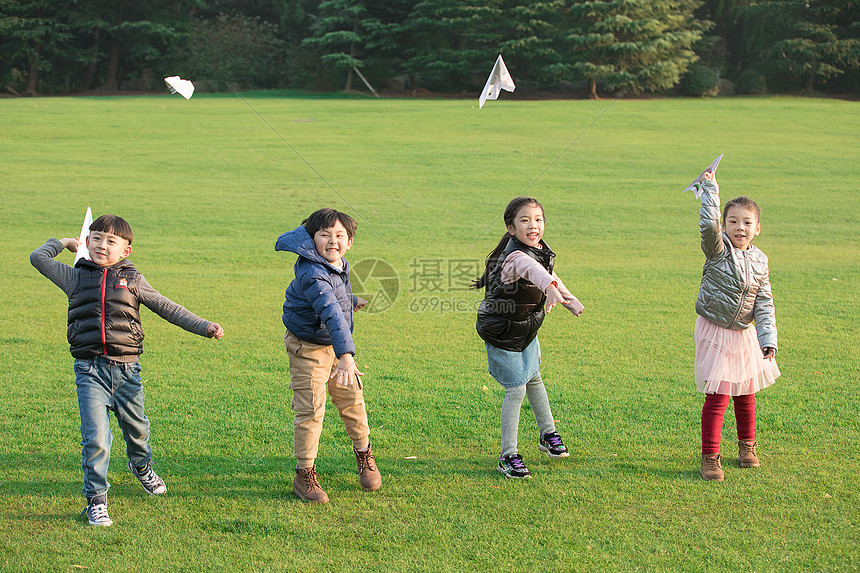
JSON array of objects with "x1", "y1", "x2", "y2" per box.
[
  {"x1": 345, "y1": 17, "x2": 358, "y2": 92},
  {"x1": 83, "y1": 29, "x2": 101, "y2": 91},
  {"x1": 806, "y1": 70, "x2": 815, "y2": 93},
  {"x1": 589, "y1": 77, "x2": 598, "y2": 100},
  {"x1": 99, "y1": 35, "x2": 122, "y2": 91},
  {"x1": 23, "y1": 43, "x2": 41, "y2": 96}
]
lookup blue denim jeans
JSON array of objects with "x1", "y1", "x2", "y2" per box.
[{"x1": 74, "y1": 356, "x2": 152, "y2": 499}]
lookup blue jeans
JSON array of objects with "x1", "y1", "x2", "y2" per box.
[{"x1": 74, "y1": 357, "x2": 152, "y2": 499}]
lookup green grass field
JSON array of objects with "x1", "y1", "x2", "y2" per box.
[{"x1": 1, "y1": 92, "x2": 858, "y2": 572}]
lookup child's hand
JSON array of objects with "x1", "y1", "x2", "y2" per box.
[
  {"x1": 762, "y1": 347, "x2": 777, "y2": 360},
  {"x1": 208, "y1": 323, "x2": 224, "y2": 339},
  {"x1": 332, "y1": 354, "x2": 364, "y2": 388},
  {"x1": 355, "y1": 296, "x2": 368, "y2": 311},
  {"x1": 60, "y1": 237, "x2": 82, "y2": 252},
  {"x1": 545, "y1": 284, "x2": 564, "y2": 313},
  {"x1": 703, "y1": 171, "x2": 716, "y2": 183}
]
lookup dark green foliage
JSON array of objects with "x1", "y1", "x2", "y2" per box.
[
  {"x1": 734, "y1": 69, "x2": 767, "y2": 94},
  {"x1": 739, "y1": 0, "x2": 860, "y2": 93},
  {"x1": 564, "y1": 0, "x2": 711, "y2": 98},
  {"x1": 677, "y1": 64, "x2": 719, "y2": 96},
  {"x1": 1, "y1": 0, "x2": 859, "y2": 95},
  {"x1": 187, "y1": 12, "x2": 284, "y2": 89},
  {"x1": 400, "y1": 0, "x2": 499, "y2": 92}
]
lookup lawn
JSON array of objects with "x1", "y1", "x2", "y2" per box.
[{"x1": 0, "y1": 92, "x2": 858, "y2": 572}]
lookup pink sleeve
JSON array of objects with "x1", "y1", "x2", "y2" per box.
[
  {"x1": 500, "y1": 251, "x2": 557, "y2": 292},
  {"x1": 553, "y1": 272, "x2": 585, "y2": 315}
]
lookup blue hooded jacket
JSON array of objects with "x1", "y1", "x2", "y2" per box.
[{"x1": 276, "y1": 225, "x2": 358, "y2": 357}]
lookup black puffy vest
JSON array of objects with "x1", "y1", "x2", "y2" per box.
[
  {"x1": 67, "y1": 260, "x2": 144, "y2": 358},
  {"x1": 476, "y1": 237, "x2": 555, "y2": 352}
]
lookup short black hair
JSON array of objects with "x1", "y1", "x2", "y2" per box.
[
  {"x1": 302, "y1": 208, "x2": 358, "y2": 239},
  {"x1": 90, "y1": 214, "x2": 133, "y2": 244},
  {"x1": 722, "y1": 196, "x2": 761, "y2": 225}
]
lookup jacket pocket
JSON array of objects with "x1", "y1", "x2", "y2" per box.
[{"x1": 479, "y1": 314, "x2": 511, "y2": 339}]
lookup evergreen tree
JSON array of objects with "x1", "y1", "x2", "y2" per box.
[
  {"x1": 302, "y1": 0, "x2": 373, "y2": 91},
  {"x1": 401, "y1": 0, "x2": 500, "y2": 91},
  {"x1": 740, "y1": 0, "x2": 860, "y2": 92},
  {"x1": 497, "y1": 0, "x2": 567, "y2": 86},
  {"x1": 0, "y1": 0, "x2": 72, "y2": 94},
  {"x1": 564, "y1": 0, "x2": 709, "y2": 98}
]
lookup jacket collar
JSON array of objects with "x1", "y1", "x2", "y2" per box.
[{"x1": 275, "y1": 225, "x2": 350, "y2": 274}]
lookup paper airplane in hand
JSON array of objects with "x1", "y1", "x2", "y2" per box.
[
  {"x1": 684, "y1": 154, "x2": 724, "y2": 198},
  {"x1": 479, "y1": 55, "x2": 516, "y2": 109},
  {"x1": 164, "y1": 76, "x2": 195, "y2": 99},
  {"x1": 74, "y1": 207, "x2": 93, "y2": 265}
]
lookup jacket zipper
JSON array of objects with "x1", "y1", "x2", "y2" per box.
[
  {"x1": 100, "y1": 268, "x2": 108, "y2": 355},
  {"x1": 730, "y1": 250, "x2": 750, "y2": 328}
]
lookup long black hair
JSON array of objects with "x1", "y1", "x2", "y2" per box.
[{"x1": 471, "y1": 196, "x2": 545, "y2": 289}]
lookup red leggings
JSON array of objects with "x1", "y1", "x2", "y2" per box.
[{"x1": 701, "y1": 393, "x2": 756, "y2": 455}]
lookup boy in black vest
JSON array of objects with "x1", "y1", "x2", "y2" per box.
[{"x1": 31, "y1": 215, "x2": 224, "y2": 526}]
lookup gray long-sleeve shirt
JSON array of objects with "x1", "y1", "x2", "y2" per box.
[{"x1": 31, "y1": 238, "x2": 212, "y2": 360}]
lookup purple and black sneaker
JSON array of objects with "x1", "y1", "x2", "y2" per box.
[
  {"x1": 498, "y1": 453, "x2": 531, "y2": 479},
  {"x1": 539, "y1": 431, "x2": 570, "y2": 458}
]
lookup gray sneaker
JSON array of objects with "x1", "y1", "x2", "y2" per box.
[
  {"x1": 128, "y1": 461, "x2": 167, "y2": 495},
  {"x1": 81, "y1": 495, "x2": 113, "y2": 527}
]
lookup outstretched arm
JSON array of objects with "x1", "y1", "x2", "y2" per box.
[
  {"x1": 139, "y1": 276, "x2": 222, "y2": 339},
  {"x1": 552, "y1": 273, "x2": 585, "y2": 316},
  {"x1": 501, "y1": 251, "x2": 584, "y2": 315}
]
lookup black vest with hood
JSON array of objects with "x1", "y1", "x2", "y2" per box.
[
  {"x1": 476, "y1": 236, "x2": 555, "y2": 352},
  {"x1": 67, "y1": 259, "x2": 144, "y2": 358}
]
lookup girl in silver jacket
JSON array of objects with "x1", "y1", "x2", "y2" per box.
[{"x1": 693, "y1": 171, "x2": 780, "y2": 482}]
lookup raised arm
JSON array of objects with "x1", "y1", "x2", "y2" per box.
[
  {"x1": 698, "y1": 176, "x2": 724, "y2": 260},
  {"x1": 30, "y1": 238, "x2": 80, "y2": 297}
]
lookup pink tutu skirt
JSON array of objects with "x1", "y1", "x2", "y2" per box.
[{"x1": 694, "y1": 316, "x2": 780, "y2": 396}]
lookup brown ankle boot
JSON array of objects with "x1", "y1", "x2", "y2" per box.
[
  {"x1": 293, "y1": 465, "x2": 329, "y2": 503},
  {"x1": 700, "y1": 453, "x2": 725, "y2": 481},
  {"x1": 354, "y1": 443, "x2": 382, "y2": 492},
  {"x1": 738, "y1": 440, "x2": 761, "y2": 468}
]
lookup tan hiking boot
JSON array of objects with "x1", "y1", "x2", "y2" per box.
[
  {"x1": 700, "y1": 453, "x2": 725, "y2": 481},
  {"x1": 293, "y1": 465, "x2": 329, "y2": 503},
  {"x1": 738, "y1": 440, "x2": 761, "y2": 468},
  {"x1": 354, "y1": 443, "x2": 382, "y2": 492}
]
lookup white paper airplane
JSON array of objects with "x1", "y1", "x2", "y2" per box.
[
  {"x1": 164, "y1": 76, "x2": 195, "y2": 100},
  {"x1": 74, "y1": 207, "x2": 93, "y2": 265},
  {"x1": 479, "y1": 55, "x2": 516, "y2": 109},
  {"x1": 684, "y1": 154, "x2": 724, "y2": 198}
]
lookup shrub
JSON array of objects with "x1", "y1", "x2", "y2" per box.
[
  {"x1": 677, "y1": 65, "x2": 719, "y2": 97},
  {"x1": 735, "y1": 70, "x2": 767, "y2": 95}
]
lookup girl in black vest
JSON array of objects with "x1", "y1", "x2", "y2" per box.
[{"x1": 473, "y1": 197, "x2": 585, "y2": 478}]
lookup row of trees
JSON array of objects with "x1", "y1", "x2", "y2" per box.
[{"x1": 2, "y1": 0, "x2": 858, "y2": 98}]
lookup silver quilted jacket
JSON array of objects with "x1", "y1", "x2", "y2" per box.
[{"x1": 695, "y1": 180, "x2": 777, "y2": 350}]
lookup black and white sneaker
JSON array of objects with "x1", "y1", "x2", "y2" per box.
[
  {"x1": 128, "y1": 461, "x2": 167, "y2": 495},
  {"x1": 81, "y1": 495, "x2": 113, "y2": 527},
  {"x1": 498, "y1": 454, "x2": 531, "y2": 479},
  {"x1": 539, "y1": 431, "x2": 570, "y2": 458}
]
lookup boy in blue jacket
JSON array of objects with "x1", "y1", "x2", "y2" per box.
[{"x1": 275, "y1": 208, "x2": 380, "y2": 503}]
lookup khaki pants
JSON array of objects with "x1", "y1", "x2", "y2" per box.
[{"x1": 284, "y1": 330, "x2": 369, "y2": 467}]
